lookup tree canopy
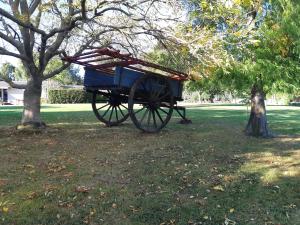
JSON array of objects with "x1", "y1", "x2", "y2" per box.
[{"x1": 148, "y1": 0, "x2": 300, "y2": 100}]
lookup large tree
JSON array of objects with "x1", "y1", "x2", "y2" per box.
[
  {"x1": 220, "y1": 0, "x2": 300, "y2": 137},
  {"x1": 0, "y1": 0, "x2": 182, "y2": 128},
  {"x1": 149, "y1": 0, "x2": 300, "y2": 137}
]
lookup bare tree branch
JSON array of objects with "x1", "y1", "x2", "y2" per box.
[
  {"x1": 43, "y1": 62, "x2": 70, "y2": 80},
  {"x1": 0, "y1": 16, "x2": 12, "y2": 37},
  {"x1": 95, "y1": 7, "x2": 132, "y2": 17},
  {"x1": 0, "y1": 30, "x2": 22, "y2": 51},
  {"x1": 45, "y1": 16, "x2": 81, "y2": 38},
  {"x1": 0, "y1": 72, "x2": 27, "y2": 89},
  {"x1": 19, "y1": 0, "x2": 33, "y2": 57},
  {"x1": 0, "y1": 7, "x2": 46, "y2": 35},
  {"x1": 81, "y1": 0, "x2": 87, "y2": 20},
  {"x1": 0, "y1": 47, "x2": 28, "y2": 61},
  {"x1": 29, "y1": 0, "x2": 41, "y2": 15}
]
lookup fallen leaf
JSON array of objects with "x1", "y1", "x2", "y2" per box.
[
  {"x1": 2, "y1": 207, "x2": 9, "y2": 213},
  {"x1": 129, "y1": 205, "x2": 140, "y2": 212},
  {"x1": 90, "y1": 208, "x2": 96, "y2": 215},
  {"x1": 213, "y1": 185, "x2": 225, "y2": 192},
  {"x1": 24, "y1": 164, "x2": 35, "y2": 169},
  {"x1": 0, "y1": 179, "x2": 8, "y2": 186},
  {"x1": 26, "y1": 191, "x2": 37, "y2": 199},
  {"x1": 224, "y1": 217, "x2": 236, "y2": 225},
  {"x1": 63, "y1": 172, "x2": 74, "y2": 178},
  {"x1": 75, "y1": 186, "x2": 90, "y2": 193}
]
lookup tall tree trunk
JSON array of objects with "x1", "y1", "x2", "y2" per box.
[
  {"x1": 21, "y1": 78, "x2": 45, "y2": 128},
  {"x1": 245, "y1": 84, "x2": 270, "y2": 137},
  {"x1": 209, "y1": 94, "x2": 214, "y2": 103}
]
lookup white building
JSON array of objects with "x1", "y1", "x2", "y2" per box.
[
  {"x1": 0, "y1": 80, "x2": 25, "y2": 105},
  {"x1": 0, "y1": 79, "x2": 81, "y2": 105}
]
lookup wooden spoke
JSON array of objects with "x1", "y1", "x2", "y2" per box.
[
  {"x1": 152, "y1": 109, "x2": 157, "y2": 128},
  {"x1": 155, "y1": 109, "x2": 164, "y2": 124},
  {"x1": 158, "y1": 91, "x2": 171, "y2": 101},
  {"x1": 154, "y1": 85, "x2": 165, "y2": 99},
  {"x1": 118, "y1": 105, "x2": 125, "y2": 117},
  {"x1": 147, "y1": 109, "x2": 151, "y2": 128},
  {"x1": 133, "y1": 106, "x2": 146, "y2": 115},
  {"x1": 102, "y1": 105, "x2": 112, "y2": 118},
  {"x1": 115, "y1": 106, "x2": 119, "y2": 121},
  {"x1": 158, "y1": 107, "x2": 169, "y2": 115},
  {"x1": 108, "y1": 106, "x2": 114, "y2": 122},
  {"x1": 140, "y1": 108, "x2": 149, "y2": 124},
  {"x1": 97, "y1": 103, "x2": 109, "y2": 111},
  {"x1": 120, "y1": 104, "x2": 128, "y2": 110}
]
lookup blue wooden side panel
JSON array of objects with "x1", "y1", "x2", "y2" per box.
[
  {"x1": 84, "y1": 67, "x2": 114, "y2": 87},
  {"x1": 114, "y1": 67, "x2": 142, "y2": 88},
  {"x1": 84, "y1": 66, "x2": 183, "y2": 99},
  {"x1": 114, "y1": 66, "x2": 183, "y2": 98},
  {"x1": 170, "y1": 79, "x2": 183, "y2": 99}
]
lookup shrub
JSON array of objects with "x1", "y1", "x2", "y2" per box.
[
  {"x1": 289, "y1": 102, "x2": 300, "y2": 106},
  {"x1": 48, "y1": 89, "x2": 91, "y2": 104}
]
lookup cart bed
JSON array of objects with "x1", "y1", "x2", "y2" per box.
[{"x1": 84, "y1": 66, "x2": 183, "y2": 99}]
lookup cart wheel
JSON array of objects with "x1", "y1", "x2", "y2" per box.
[
  {"x1": 92, "y1": 90, "x2": 129, "y2": 126},
  {"x1": 128, "y1": 75, "x2": 174, "y2": 133}
]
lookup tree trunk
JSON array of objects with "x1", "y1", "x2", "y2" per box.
[
  {"x1": 198, "y1": 91, "x2": 201, "y2": 103},
  {"x1": 20, "y1": 78, "x2": 45, "y2": 128},
  {"x1": 245, "y1": 84, "x2": 270, "y2": 137},
  {"x1": 209, "y1": 94, "x2": 214, "y2": 103}
]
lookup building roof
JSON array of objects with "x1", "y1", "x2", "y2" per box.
[
  {"x1": 0, "y1": 81, "x2": 10, "y2": 89},
  {"x1": 0, "y1": 80, "x2": 27, "y2": 89}
]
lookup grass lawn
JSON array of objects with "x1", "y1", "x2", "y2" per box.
[{"x1": 0, "y1": 104, "x2": 299, "y2": 225}]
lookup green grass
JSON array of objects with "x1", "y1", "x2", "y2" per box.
[{"x1": 0, "y1": 104, "x2": 299, "y2": 225}]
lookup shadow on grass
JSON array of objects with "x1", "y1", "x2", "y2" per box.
[{"x1": 122, "y1": 133, "x2": 300, "y2": 225}]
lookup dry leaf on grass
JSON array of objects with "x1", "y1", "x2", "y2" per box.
[
  {"x1": 212, "y1": 185, "x2": 225, "y2": 192},
  {"x1": 0, "y1": 179, "x2": 8, "y2": 186},
  {"x1": 26, "y1": 191, "x2": 38, "y2": 199},
  {"x1": 2, "y1": 207, "x2": 9, "y2": 213},
  {"x1": 63, "y1": 172, "x2": 74, "y2": 178},
  {"x1": 75, "y1": 186, "x2": 90, "y2": 193}
]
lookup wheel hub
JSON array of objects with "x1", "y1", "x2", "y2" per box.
[
  {"x1": 109, "y1": 96, "x2": 122, "y2": 106},
  {"x1": 148, "y1": 99, "x2": 160, "y2": 110}
]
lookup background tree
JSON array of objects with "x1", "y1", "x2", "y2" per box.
[
  {"x1": 0, "y1": 0, "x2": 183, "y2": 128},
  {"x1": 149, "y1": 0, "x2": 300, "y2": 137},
  {"x1": 222, "y1": 0, "x2": 300, "y2": 136},
  {"x1": 0, "y1": 59, "x2": 82, "y2": 84}
]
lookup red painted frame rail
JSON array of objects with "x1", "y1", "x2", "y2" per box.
[{"x1": 62, "y1": 47, "x2": 189, "y2": 81}]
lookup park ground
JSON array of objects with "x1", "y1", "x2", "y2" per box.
[{"x1": 0, "y1": 104, "x2": 299, "y2": 225}]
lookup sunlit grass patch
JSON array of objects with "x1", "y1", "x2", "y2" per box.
[{"x1": 240, "y1": 149, "x2": 300, "y2": 184}]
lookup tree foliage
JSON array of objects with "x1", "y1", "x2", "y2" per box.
[
  {"x1": 226, "y1": 0, "x2": 300, "y2": 96},
  {"x1": 148, "y1": 0, "x2": 300, "y2": 100}
]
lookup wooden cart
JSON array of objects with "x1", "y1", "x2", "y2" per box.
[{"x1": 63, "y1": 48, "x2": 191, "y2": 133}]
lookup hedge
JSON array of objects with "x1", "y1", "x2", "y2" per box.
[
  {"x1": 48, "y1": 89, "x2": 91, "y2": 104},
  {"x1": 289, "y1": 102, "x2": 300, "y2": 106}
]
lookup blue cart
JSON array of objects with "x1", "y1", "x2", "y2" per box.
[{"x1": 63, "y1": 48, "x2": 191, "y2": 133}]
